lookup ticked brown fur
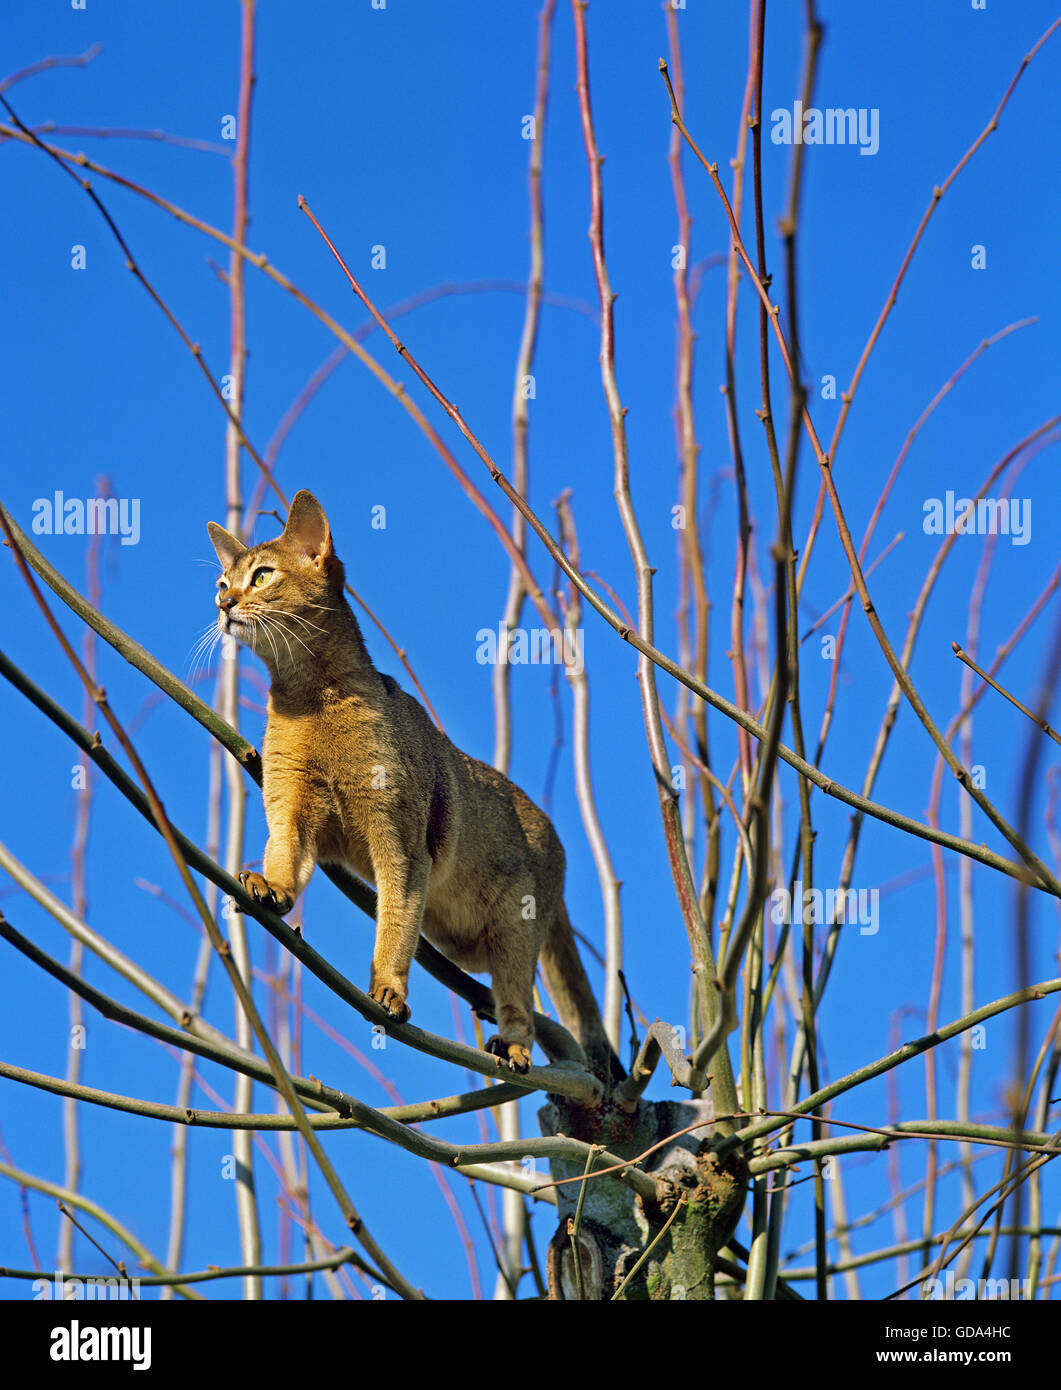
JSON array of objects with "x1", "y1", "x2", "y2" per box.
[{"x1": 207, "y1": 490, "x2": 612, "y2": 1076}]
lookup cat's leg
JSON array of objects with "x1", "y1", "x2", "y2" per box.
[
  {"x1": 367, "y1": 834, "x2": 432, "y2": 1024},
  {"x1": 483, "y1": 885, "x2": 541, "y2": 1074},
  {"x1": 240, "y1": 820, "x2": 315, "y2": 916}
]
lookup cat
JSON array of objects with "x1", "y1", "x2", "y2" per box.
[{"x1": 207, "y1": 490, "x2": 616, "y2": 1077}]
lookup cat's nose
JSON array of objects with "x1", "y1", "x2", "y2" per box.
[{"x1": 218, "y1": 591, "x2": 237, "y2": 612}]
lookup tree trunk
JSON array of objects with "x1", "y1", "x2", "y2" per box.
[{"x1": 539, "y1": 1094, "x2": 747, "y2": 1300}]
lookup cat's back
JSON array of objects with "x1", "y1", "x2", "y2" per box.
[{"x1": 378, "y1": 671, "x2": 562, "y2": 870}]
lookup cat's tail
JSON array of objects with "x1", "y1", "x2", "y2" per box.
[{"x1": 541, "y1": 901, "x2": 625, "y2": 1084}]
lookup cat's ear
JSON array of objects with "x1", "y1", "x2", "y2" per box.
[
  {"x1": 207, "y1": 521, "x2": 247, "y2": 571},
  {"x1": 283, "y1": 490, "x2": 333, "y2": 561}
]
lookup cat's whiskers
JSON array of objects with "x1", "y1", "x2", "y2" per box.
[
  {"x1": 236, "y1": 610, "x2": 275, "y2": 667},
  {"x1": 260, "y1": 611, "x2": 315, "y2": 660},
  {"x1": 266, "y1": 606, "x2": 326, "y2": 639},
  {"x1": 187, "y1": 622, "x2": 223, "y2": 683},
  {"x1": 255, "y1": 611, "x2": 304, "y2": 667}
]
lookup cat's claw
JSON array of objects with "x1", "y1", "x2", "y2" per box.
[
  {"x1": 238, "y1": 871, "x2": 294, "y2": 915},
  {"x1": 485, "y1": 1036, "x2": 532, "y2": 1074},
  {"x1": 370, "y1": 984, "x2": 410, "y2": 1024}
]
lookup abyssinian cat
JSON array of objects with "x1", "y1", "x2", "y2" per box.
[{"x1": 207, "y1": 490, "x2": 615, "y2": 1077}]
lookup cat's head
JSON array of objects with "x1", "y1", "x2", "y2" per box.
[{"x1": 206, "y1": 490, "x2": 345, "y2": 672}]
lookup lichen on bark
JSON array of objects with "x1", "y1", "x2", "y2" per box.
[{"x1": 540, "y1": 1093, "x2": 748, "y2": 1300}]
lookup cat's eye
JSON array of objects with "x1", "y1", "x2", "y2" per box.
[{"x1": 251, "y1": 567, "x2": 274, "y2": 588}]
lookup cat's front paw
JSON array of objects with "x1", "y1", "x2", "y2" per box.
[
  {"x1": 485, "y1": 1036, "x2": 533, "y2": 1074},
  {"x1": 238, "y1": 871, "x2": 294, "y2": 915},
  {"x1": 370, "y1": 983, "x2": 411, "y2": 1024}
]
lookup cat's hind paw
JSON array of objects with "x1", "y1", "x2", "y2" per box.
[
  {"x1": 485, "y1": 1036, "x2": 532, "y2": 1074},
  {"x1": 238, "y1": 871, "x2": 294, "y2": 915}
]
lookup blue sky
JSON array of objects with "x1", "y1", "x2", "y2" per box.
[{"x1": 1, "y1": 0, "x2": 1060, "y2": 1300}]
